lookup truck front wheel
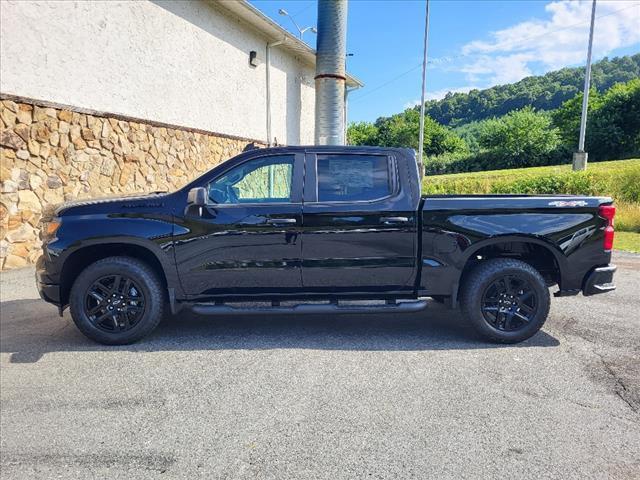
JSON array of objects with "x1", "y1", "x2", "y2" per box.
[
  {"x1": 69, "y1": 256, "x2": 165, "y2": 345},
  {"x1": 460, "y1": 258, "x2": 550, "y2": 343}
]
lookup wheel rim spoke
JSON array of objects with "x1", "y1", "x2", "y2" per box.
[
  {"x1": 87, "y1": 304, "x2": 104, "y2": 316},
  {"x1": 504, "y1": 311, "x2": 514, "y2": 330},
  {"x1": 95, "y1": 311, "x2": 113, "y2": 324},
  {"x1": 518, "y1": 291, "x2": 533, "y2": 302},
  {"x1": 121, "y1": 278, "x2": 132, "y2": 296},
  {"x1": 519, "y1": 303, "x2": 534, "y2": 315},
  {"x1": 88, "y1": 291, "x2": 104, "y2": 303}
]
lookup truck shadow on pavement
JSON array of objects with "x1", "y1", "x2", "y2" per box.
[{"x1": 0, "y1": 297, "x2": 560, "y2": 363}]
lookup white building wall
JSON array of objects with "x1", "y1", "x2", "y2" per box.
[{"x1": 0, "y1": 0, "x2": 315, "y2": 144}]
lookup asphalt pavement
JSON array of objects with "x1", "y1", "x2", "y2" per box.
[{"x1": 1, "y1": 252, "x2": 639, "y2": 479}]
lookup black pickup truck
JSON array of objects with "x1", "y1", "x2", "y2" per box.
[{"x1": 36, "y1": 146, "x2": 617, "y2": 345}]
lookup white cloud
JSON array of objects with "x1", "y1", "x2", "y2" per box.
[
  {"x1": 403, "y1": 86, "x2": 480, "y2": 109},
  {"x1": 426, "y1": 86, "x2": 479, "y2": 100},
  {"x1": 458, "y1": 0, "x2": 640, "y2": 85}
]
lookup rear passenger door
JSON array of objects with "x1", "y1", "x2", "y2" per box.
[{"x1": 301, "y1": 151, "x2": 417, "y2": 293}]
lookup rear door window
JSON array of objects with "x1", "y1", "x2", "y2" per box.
[{"x1": 316, "y1": 154, "x2": 393, "y2": 202}]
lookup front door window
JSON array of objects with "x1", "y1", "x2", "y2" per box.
[{"x1": 208, "y1": 155, "x2": 295, "y2": 204}]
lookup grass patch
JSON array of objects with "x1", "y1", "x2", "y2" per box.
[
  {"x1": 425, "y1": 159, "x2": 640, "y2": 183},
  {"x1": 423, "y1": 159, "x2": 640, "y2": 232},
  {"x1": 615, "y1": 231, "x2": 640, "y2": 253},
  {"x1": 616, "y1": 202, "x2": 640, "y2": 233}
]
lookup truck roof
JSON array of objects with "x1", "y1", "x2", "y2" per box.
[{"x1": 251, "y1": 145, "x2": 415, "y2": 154}]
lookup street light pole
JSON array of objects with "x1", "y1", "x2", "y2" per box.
[
  {"x1": 573, "y1": 0, "x2": 597, "y2": 171},
  {"x1": 278, "y1": 9, "x2": 317, "y2": 41},
  {"x1": 418, "y1": 0, "x2": 431, "y2": 170}
]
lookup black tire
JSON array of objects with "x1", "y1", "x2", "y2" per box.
[
  {"x1": 460, "y1": 258, "x2": 550, "y2": 343},
  {"x1": 69, "y1": 256, "x2": 165, "y2": 345}
]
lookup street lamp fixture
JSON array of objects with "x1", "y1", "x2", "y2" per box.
[{"x1": 278, "y1": 8, "x2": 317, "y2": 41}]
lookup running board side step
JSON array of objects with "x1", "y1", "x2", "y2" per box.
[{"x1": 190, "y1": 300, "x2": 428, "y2": 316}]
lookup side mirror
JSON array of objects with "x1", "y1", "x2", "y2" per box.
[{"x1": 187, "y1": 187, "x2": 207, "y2": 206}]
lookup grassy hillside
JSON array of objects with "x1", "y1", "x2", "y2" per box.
[{"x1": 423, "y1": 159, "x2": 640, "y2": 238}]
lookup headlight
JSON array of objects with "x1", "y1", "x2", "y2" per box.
[{"x1": 41, "y1": 219, "x2": 61, "y2": 240}]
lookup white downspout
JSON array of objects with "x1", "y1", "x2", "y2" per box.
[
  {"x1": 266, "y1": 38, "x2": 285, "y2": 147},
  {"x1": 344, "y1": 85, "x2": 360, "y2": 144}
]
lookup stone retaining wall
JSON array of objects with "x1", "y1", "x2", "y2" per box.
[{"x1": 0, "y1": 96, "x2": 263, "y2": 270}]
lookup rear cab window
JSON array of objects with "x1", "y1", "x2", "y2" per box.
[{"x1": 316, "y1": 154, "x2": 394, "y2": 202}]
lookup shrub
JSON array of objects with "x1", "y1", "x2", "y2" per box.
[
  {"x1": 478, "y1": 107, "x2": 561, "y2": 168},
  {"x1": 347, "y1": 121, "x2": 379, "y2": 146}
]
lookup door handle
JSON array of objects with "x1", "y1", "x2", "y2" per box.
[
  {"x1": 267, "y1": 218, "x2": 297, "y2": 225},
  {"x1": 382, "y1": 216, "x2": 410, "y2": 225}
]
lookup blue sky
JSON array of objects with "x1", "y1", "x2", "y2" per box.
[{"x1": 251, "y1": 0, "x2": 640, "y2": 122}]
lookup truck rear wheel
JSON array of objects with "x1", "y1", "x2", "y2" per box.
[
  {"x1": 69, "y1": 256, "x2": 165, "y2": 345},
  {"x1": 460, "y1": 258, "x2": 550, "y2": 343}
]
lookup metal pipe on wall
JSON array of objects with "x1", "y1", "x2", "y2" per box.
[
  {"x1": 266, "y1": 38, "x2": 285, "y2": 147},
  {"x1": 315, "y1": 0, "x2": 348, "y2": 145},
  {"x1": 344, "y1": 86, "x2": 360, "y2": 143}
]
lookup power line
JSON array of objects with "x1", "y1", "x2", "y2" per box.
[
  {"x1": 350, "y1": 63, "x2": 423, "y2": 104},
  {"x1": 349, "y1": 3, "x2": 638, "y2": 104},
  {"x1": 290, "y1": 1, "x2": 314, "y2": 18}
]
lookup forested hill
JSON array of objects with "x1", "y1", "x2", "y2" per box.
[{"x1": 423, "y1": 53, "x2": 640, "y2": 127}]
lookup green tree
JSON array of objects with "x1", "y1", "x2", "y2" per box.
[
  {"x1": 551, "y1": 87, "x2": 602, "y2": 145},
  {"x1": 479, "y1": 107, "x2": 561, "y2": 167},
  {"x1": 587, "y1": 79, "x2": 640, "y2": 160},
  {"x1": 373, "y1": 109, "x2": 468, "y2": 158},
  {"x1": 347, "y1": 121, "x2": 379, "y2": 145},
  {"x1": 454, "y1": 120, "x2": 486, "y2": 153},
  {"x1": 375, "y1": 109, "x2": 420, "y2": 148}
]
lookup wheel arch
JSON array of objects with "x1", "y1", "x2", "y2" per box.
[
  {"x1": 457, "y1": 235, "x2": 567, "y2": 295},
  {"x1": 59, "y1": 241, "x2": 174, "y2": 306}
]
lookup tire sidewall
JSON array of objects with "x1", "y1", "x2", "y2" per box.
[
  {"x1": 69, "y1": 258, "x2": 163, "y2": 345},
  {"x1": 462, "y1": 261, "x2": 550, "y2": 343}
]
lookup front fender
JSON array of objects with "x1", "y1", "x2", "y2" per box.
[{"x1": 43, "y1": 213, "x2": 180, "y2": 296}]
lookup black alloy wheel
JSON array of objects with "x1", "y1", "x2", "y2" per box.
[
  {"x1": 85, "y1": 275, "x2": 146, "y2": 332},
  {"x1": 69, "y1": 256, "x2": 165, "y2": 345},
  {"x1": 480, "y1": 274, "x2": 537, "y2": 332},
  {"x1": 460, "y1": 258, "x2": 550, "y2": 343}
]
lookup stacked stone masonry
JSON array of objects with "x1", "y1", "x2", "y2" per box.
[{"x1": 0, "y1": 98, "x2": 262, "y2": 270}]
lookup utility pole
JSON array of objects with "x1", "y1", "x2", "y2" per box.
[
  {"x1": 418, "y1": 0, "x2": 430, "y2": 169},
  {"x1": 573, "y1": 0, "x2": 597, "y2": 171}
]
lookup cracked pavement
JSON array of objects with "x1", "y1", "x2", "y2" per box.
[{"x1": 1, "y1": 252, "x2": 639, "y2": 479}]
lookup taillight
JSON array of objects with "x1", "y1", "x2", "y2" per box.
[{"x1": 599, "y1": 205, "x2": 615, "y2": 251}]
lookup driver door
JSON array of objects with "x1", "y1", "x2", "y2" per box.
[{"x1": 174, "y1": 153, "x2": 304, "y2": 296}]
